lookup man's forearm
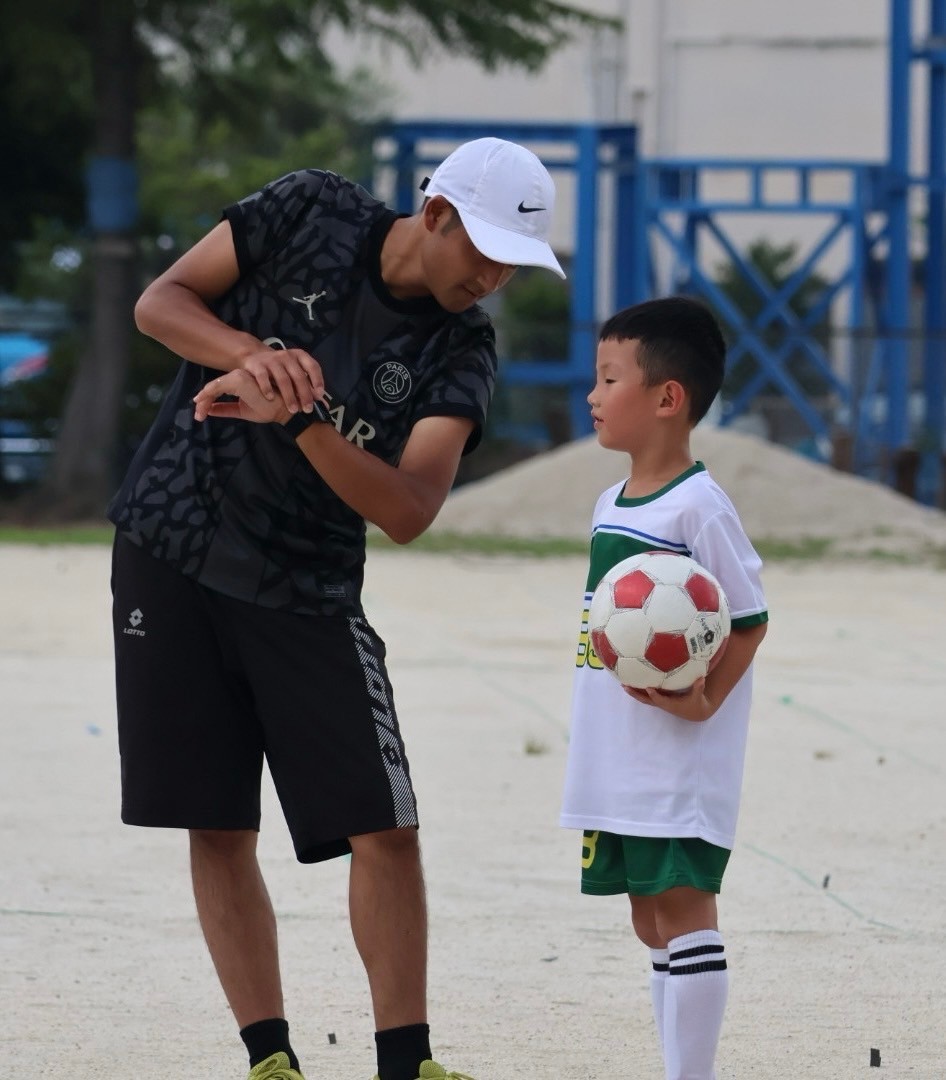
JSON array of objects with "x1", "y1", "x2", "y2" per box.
[
  {"x1": 135, "y1": 281, "x2": 261, "y2": 373},
  {"x1": 291, "y1": 423, "x2": 445, "y2": 544}
]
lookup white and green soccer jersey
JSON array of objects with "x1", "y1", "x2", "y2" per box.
[{"x1": 560, "y1": 462, "x2": 768, "y2": 851}]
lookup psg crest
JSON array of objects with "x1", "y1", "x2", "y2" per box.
[{"x1": 372, "y1": 361, "x2": 412, "y2": 404}]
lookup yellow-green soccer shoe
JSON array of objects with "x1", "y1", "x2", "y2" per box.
[
  {"x1": 371, "y1": 1062, "x2": 475, "y2": 1080},
  {"x1": 247, "y1": 1052, "x2": 305, "y2": 1080}
]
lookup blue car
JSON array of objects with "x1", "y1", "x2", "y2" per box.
[
  {"x1": 0, "y1": 332, "x2": 49, "y2": 386},
  {"x1": 0, "y1": 332, "x2": 53, "y2": 486},
  {"x1": 0, "y1": 418, "x2": 54, "y2": 485}
]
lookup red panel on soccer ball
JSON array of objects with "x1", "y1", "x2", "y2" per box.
[
  {"x1": 644, "y1": 631, "x2": 691, "y2": 673},
  {"x1": 613, "y1": 569, "x2": 656, "y2": 610},
  {"x1": 684, "y1": 571, "x2": 721, "y2": 612},
  {"x1": 590, "y1": 627, "x2": 619, "y2": 671}
]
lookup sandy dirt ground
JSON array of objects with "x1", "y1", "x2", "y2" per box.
[{"x1": 2, "y1": 543, "x2": 945, "y2": 1079}]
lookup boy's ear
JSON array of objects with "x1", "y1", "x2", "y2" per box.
[{"x1": 657, "y1": 379, "x2": 688, "y2": 417}]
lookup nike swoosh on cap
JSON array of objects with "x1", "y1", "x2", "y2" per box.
[{"x1": 517, "y1": 202, "x2": 546, "y2": 213}]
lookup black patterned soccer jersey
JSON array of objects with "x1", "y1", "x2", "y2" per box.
[{"x1": 107, "y1": 170, "x2": 497, "y2": 615}]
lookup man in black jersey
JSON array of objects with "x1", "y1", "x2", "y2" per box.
[{"x1": 109, "y1": 138, "x2": 564, "y2": 1080}]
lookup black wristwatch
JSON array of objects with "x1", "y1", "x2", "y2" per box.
[{"x1": 282, "y1": 399, "x2": 333, "y2": 439}]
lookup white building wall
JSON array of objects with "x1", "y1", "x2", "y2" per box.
[{"x1": 327, "y1": 1, "x2": 895, "y2": 157}]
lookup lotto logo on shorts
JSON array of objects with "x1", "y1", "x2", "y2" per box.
[{"x1": 123, "y1": 608, "x2": 146, "y2": 637}]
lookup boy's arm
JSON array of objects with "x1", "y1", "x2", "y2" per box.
[{"x1": 624, "y1": 621, "x2": 768, "y2": 722}]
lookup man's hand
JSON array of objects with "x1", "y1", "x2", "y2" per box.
[
  {"x1": 622, "y1": 676, "x2": 717, "y2": 722},
  {"x1": 194, "y1": 368, "x2": 312, "y2": 424},
  {"x1": 236, "y1": 345, "x2": 327, "y2": 416}
]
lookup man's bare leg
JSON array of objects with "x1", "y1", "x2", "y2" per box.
[
  {"x1": 348, "y1": 828, "x2": 427, "y2": 1029},
  {"x1": 189, "y1": 828, "x2": 284, "y2": 1027}
]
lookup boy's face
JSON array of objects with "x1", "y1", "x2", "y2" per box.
[{"x1": 587, "y1": 338, "x2": 665, "y2": 452}]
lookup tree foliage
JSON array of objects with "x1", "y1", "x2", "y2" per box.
[
  {"x1": 0, "y1": 5, "x2": 92, "y2": 289},
  {"x1": 1, "y1": 0, "x2": 606, "y2": 286},
  {"x1": 136, "y1": 89, "x2": 381, "y2": 255},
  {"x1": 135, "y1": 0, "x2": 603, "y2": 79}
]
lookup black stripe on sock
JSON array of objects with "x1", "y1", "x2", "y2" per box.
[
  {"x1": 670, "y1": 959, "x2": 728, "y2": 975},
  {"x1": 652, "y1": 962, "x2": 670, "y2": 972},
  {"x1": 669, "y1": 943, "x2": 725, "y2": 962}
]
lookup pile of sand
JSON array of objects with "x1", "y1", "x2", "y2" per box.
[{"x1": 432, "y1": 427, "x2": 946, "y2": 558}]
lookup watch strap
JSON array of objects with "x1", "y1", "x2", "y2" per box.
[{"x1": 283, "y1": 399, "x2": 332, "y2": 439}]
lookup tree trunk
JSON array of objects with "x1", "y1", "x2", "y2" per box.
[{"x1": 41, "y1": 0, "x2": 137, "y2": 520}]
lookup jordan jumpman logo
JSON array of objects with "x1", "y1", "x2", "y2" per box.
[{"x1": 292, "y1": 291, "x2": 327, "y2": 319}]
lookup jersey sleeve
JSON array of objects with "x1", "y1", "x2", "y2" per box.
[
  {"x1": 410, "y1": 312, "x2": 498, "y2": 454},
  {"x1": 222, "y1": 170, "x2": 334, "y2": 276},
  {"x1": 691, "y1": 510, "x2": 768, "y2": 628}
]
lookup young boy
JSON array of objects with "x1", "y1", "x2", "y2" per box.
[{"x1": 560, "y1": 297, "x2": 768, "y2": 1080}]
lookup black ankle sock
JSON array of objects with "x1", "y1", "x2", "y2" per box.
[
  {"x1": 240, "y1": 1017, "x2": 300, "y2": 1071},
  {"x1": 375, "y1": 1022, "x2": 431, "y2": 1080}
]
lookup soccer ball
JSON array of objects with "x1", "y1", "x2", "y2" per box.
[{"x1": 588, "y1": 552, "x2": 731, "y2": 693}]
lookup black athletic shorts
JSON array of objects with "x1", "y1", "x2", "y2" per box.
[{"x1": 111, "y1": 533, "x2": 418, "y2": 863}]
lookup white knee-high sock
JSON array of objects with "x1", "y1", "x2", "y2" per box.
[
  {"x1": 662, "y1": 929, "x2": 729, "y2": 1080},
  {"x1": 649, "y1": 947, "x2": 670, "y2": 1054}
]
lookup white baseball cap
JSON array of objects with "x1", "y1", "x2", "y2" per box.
[{"x1": 421, "y1": 138, "x2": 566, "y2": 279}]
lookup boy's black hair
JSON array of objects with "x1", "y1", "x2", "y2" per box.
[{"x1": 598, "y1": 296, "x2": 726, "y2": 424}]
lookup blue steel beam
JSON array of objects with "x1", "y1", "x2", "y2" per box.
[
  {"x1": 611, "y1": 127, "x2": 639, "y2": 308},
  {"x1": 643, "y1": 159, "x2": 881, "y2": 215},
  {"x1": 884, "y1": 0, "x2": 912, "y2": 457},
  {"x1": 569, "y1": 125, "x2": 600, "y2": 439},
  {"x1": 920, "y1": 0, "x2": 946, "y2": 504}
]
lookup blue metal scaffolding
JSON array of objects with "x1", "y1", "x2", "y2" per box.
[
  {"x1": 629, "y1": 157, "x2": 883, "y2": 458},
  {"x1": 380, "y1": 0, "x2": 946, "y2": 504}
]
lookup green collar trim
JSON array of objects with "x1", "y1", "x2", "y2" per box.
[{"x1": 615, "y1": 461, "x2": 706, "y2": 507}]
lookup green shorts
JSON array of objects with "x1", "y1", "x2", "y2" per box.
[{"x1": 580, "y1": 830, "x2": 731, "y2": 896}]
